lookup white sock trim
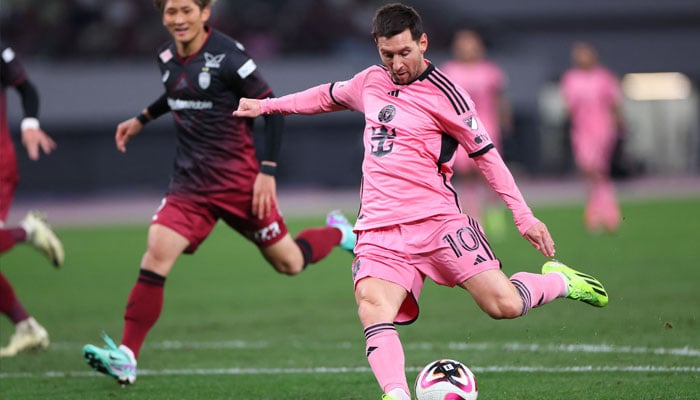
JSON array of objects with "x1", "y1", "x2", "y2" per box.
[
  {"x1": 386, "y1": 388, "x2": 411, "y2": 400},
  {"x1": 118, "y1": 344, "x2": 137, "y2": 364}
]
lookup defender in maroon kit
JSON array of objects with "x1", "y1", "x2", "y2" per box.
[{"x1": 82, "y1": 0, "x2": 355, "y2": 385}]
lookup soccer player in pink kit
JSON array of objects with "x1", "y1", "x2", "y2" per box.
[
  {"x1": 81, "y1": 0, "x2": 355, "y2": 385},
  {"x1": 0, "y1": 42, "x2": 65, "y2": 357},
  {"x1": 235, "y1": 4, "x2": 609, "y2": 400},
  {"x1": 561, "y1": 42, "x2": 624, "y2": 233},
  {"x1": 440, "y1": 29, "x2": 512, "y2": 237}
]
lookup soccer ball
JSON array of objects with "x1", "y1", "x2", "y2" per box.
[{"x1": 414, "y1": 359, "x2": 478, "y2": 400}]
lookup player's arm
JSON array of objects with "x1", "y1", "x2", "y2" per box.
[
  {"x1": 497, "y1": 89, "x2": 513, "y2": 135},
  {"x1": 234, "y1": 83, "x2": 348, "y2": 119},
  {"x1": 472, "y1": 148, "x2": 555, "y2": 257},
  {"x1": 252, "y1": 97, "x2": 284, "y2": 220},
  {"x1": 15, "y1": 79, "x2": 56, "y2": 161},
  {"x1": 115, "y1": 94, "x2": 169, "y2": 153}
]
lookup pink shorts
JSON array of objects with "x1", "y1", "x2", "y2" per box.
[
  {"x1": 572, "y1": 132, "x2": 616, "y2": 174},
  {"x1": 152, "y1": 191, "x2": 289, "y2": 254},
  {"x1": 353, "y1": 214, "x2": 501, "y2": 324}
]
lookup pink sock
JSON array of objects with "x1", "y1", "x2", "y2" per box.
[
  {"x1": 364, "y1": 323, "x2": 410, "y2": 395},
  {"x1": 510, "y1": 272, "x2": 567, "y2": 315},
  {"x1": 585, "y1": 182, "x2": 604, "y2": 230},
  {"x1": 599, "y1": 180, "x2": 621, "y2": 230}
]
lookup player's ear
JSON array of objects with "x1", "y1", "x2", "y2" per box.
[
  {"x1": 419, "y1": 33, "x2": 428, "y2": 54},
  {"x1": 201, "y1": 5, "x2": 211, "y2": 23}
]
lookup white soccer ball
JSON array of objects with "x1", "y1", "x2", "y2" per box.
[{"x1": 414, "y1": 359, "x2": 478, "y2": 400}]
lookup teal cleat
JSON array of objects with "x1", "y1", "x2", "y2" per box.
[
  {"x1": 83, "y1": 333, "x2": 137, "y2": 385},
  {"x1": 542, "y1": 260, "x2": 609, "y2": 307},
  {"x1": 326, "y1": 210, "x2": 356, "y2": 254}
]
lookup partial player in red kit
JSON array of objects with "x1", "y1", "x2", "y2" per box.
[
  {"x1": 235, "y1": 4, "x2": 609, "y2": 400},
  {"x1": 0, "y1": 42, "x2": 64, "y2": 357},
  {"x1": 81, "y1": 0, "x2": 355, "y2": 385}
]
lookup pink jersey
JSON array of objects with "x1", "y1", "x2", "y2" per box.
[
  {"x1": 440, "y1": 60, "x2": 505, "y2": 143},
  {"x1": 261, "y1": 63, "x2": 538, "y2": 234},
  {"x1": 560, "y1": 66, "x2": 621, "y2": 141}
]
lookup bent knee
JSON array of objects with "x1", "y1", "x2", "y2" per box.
[
  {"x1": 357, "y1": 298, "x2": 389, "y2": 325},
  {"x1": 271, "y1": 260, "x2": 304, "y2": 276},
  {"x1": 484, "y1": 297, "x2": 524, "y2": 320}
]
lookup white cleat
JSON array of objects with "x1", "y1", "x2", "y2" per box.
[
  {"x1": 21, "y1": 211, "x2": 64, "y2": 267},
  {"x1": 0, "y1": 317, "x2": 50, "y2": 357}
]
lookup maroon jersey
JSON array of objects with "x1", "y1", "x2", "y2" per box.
[
  {"x1": 0, "y1": 44, "x2": 27, "y2": 220},
  {"x1": 156, "y1": 28, "x2": 273, "y2": 197},
  {"x1": 1, "y1": 44, "x2": 27, "y2": 153}
]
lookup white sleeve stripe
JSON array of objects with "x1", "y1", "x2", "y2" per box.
[{"x1": 237, "y1": 59, "x2": 257, "y2": 79}]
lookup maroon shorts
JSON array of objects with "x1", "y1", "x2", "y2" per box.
[{"x1": 151, "y1": 191, "x2": 289, "y2": 254}]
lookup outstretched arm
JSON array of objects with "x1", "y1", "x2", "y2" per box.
[{"x1": 234, "y1": 83, "x2": 346, "y2": 118}]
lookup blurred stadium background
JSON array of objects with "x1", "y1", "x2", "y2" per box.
[{"x1": 2, "y1": 0, "x2": 699, "y2": 216}]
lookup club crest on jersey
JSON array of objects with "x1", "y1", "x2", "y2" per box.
[
  {"x1": 2, "y1": 47, "x2": 16, "y2": 63},
  {"x1": 199, "y1": 71, "x2": 211, "y2": 89},
  {"x1": 474, "y1": 134, "x2": 490, "y2": 144},
  {"x1": 204, "y1": 52, "x2": 225, "y2": 68},
  {"x1": 463, "y1": 115, "x2": 478, "y2": 131},
  {"x1": 378, "y1": 105, "x2": 396, "y2": 123},
  {"x1": 159, "y1": 48, "x2": 173, "y2": 63}
]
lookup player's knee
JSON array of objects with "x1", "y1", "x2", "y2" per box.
[
  {"x1": 356, "y1": 295, "x2": 389, "y2": 325},
  {"x1": 485, "y1": 297, "x2": 523, "y2": 320},
  {"x1": 141, "y1": 251, "x2": 174, "y2": 277},
  {"x1": 271, "y1": 259, "x2": 303, "y2": 276}
]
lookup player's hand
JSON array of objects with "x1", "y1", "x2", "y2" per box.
[
  {"x1": 252, "y1": 172, "x2": 278, "y2": 219},
  {"x1": 115, "y1": 117, "x2": 143, "y2": 153},
  {"x1": 21, "y1": 128, "x2": 56, "y2": 160},
  {"x1": 233, "y1": 98, "x2": 262, "y2": 118},
  {"x1": 523, "y1": 221, "x2": 556, "y2": 258}
]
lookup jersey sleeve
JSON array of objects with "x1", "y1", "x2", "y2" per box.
[
  {"x1": 473, "y1": 146, "x2": 540, "y2": 235},
  {"x1": 492, "y1": 62, "x2": 507, "y2": 92},
  {"x1": 223, "y1": 46, "x2": 273, "y2": 100},
  {"x1": 260, "y1": 67, "x2": 371, "y2": 115},
  {"x1": 559, "y1": 71, "x2": 575, "y2": 109},
  {"x1": 327, "y1": 68, "x2": 371, "y2": 112},
  {"x1": 437, "y1": 89, "x2": 494, "y2": 157},
  {"x1": 604, "y1": 69, "x2": 622, "y2": 106},
  {"x1": 1, "y1": 45, "x2": 28, "y2": 88}
]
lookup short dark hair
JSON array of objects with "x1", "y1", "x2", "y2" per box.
[
  {"x1": 153, "y1": 0, "x2": 215, "y2": 13},
  {"x1": 371, "y1": 3, "x2": 424, "y2": 42}
]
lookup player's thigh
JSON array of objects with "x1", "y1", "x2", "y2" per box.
[
  {"x1": 458, "y1": 269, "x2": 520, "y2": 314},
  {"x1": 354, "y1": 276, "x2": 408, "y2": 326},
  {"x1": 142, "y1": 223, "x2": 190, "y2": 276}
]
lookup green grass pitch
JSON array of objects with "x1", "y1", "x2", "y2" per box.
[{"x1": 0, "y1": 198, "x2": 698, "y2": 399}]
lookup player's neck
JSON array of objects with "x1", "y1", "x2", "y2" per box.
[{"x1": 176, "y1": 26, "x2": 209, "y2": 57}]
